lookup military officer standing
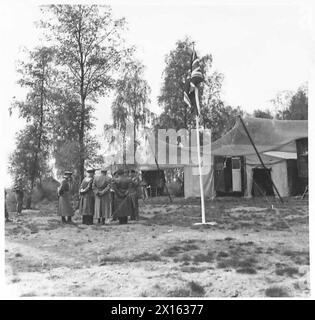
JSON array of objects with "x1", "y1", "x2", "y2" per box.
[
  {"x1": 79, "y1": 168, "x2": 95, "y2": 225},
  {"x1": 4, "y1": 189, "x2": 11, "y2": 223},
  {"x1": 93, "y1": 168, "x2": 112, "y2": 224},
  {"x1": 14, "y1": 176, "x2": 24, "y2": 215},
  {"x1": 57, "y1": 172, "x2": 74, "y2": 223},
  {"x1": 129, "y1": 169, "x2": 140, "y2": 221},
  {"x1": 111, "y1": 169, "x2": 134, "y2": 224}
]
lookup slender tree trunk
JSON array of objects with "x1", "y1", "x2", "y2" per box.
[
  {"x1": 133, "y1": 118, "x2": 136, "y2": 165},
  {"x1": 78, "y1": 16, "x2": 86, "y2": 183},
  {"x1": 79, "y1": 96, "x2": 85, "y2": 182}
]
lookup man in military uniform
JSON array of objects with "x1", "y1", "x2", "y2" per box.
[
  {"x1": 57, "y1": 173, "x2": 74, "y2": 223},
  {"x1": 129, "y1": 169, "x2": 140, "y2": 221},
  {"x1": 93, "y1": 168, "x2": 112, "y2": 224},
  {"x1": 14, "y1": 177, "x2": 24, "y2": 215},
  {"x1": 111, "y1": 169, "x2": 133, "y2": 224},
  {"x1": 140, "y1": 173, "x2": 148, "y2": 200},
  {"x1": 4, "y1": 189, "x2": 11, "y2": 223},
  {"x1": 79, "y1": 168, "x2": 95, "y2": 225},
  {"x1": 64, "y1": 171, "x2": 73, "y2": 185}
]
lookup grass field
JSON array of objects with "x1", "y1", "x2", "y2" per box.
[{"x1": 5, "y1": 196, "x2": 309, "y2": 297}]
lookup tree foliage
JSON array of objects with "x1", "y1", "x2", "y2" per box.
[
  {"x1": 202, "y1": 103, "x2": 243, "y2": 141},
  {"x1": 275, "y1": 84, "x2": 308, "y2": 120},
  {"x1": 40, "y1": 4, "x2": 131, "y2": 180},
  {"x1": 253, "y1": 109, "x2": 273, "y2": 119},
  {"x1": 9, "y1": 125, "x2": 51, "y2": 208},
  {"x1": 157, "y1": 37, "x2": 242, "y2": 141},
  {"x1": 111, "y1": 59, "x2": 151, "y2": 163},
  {"x1": 9, "y1": 47, "x2": 55, "y2": 207},
  {"x1": 50, "y1": 88, "x2": 103, "y2": 190},
  {"x1": 157, "y1": 37, "x2": 215, "y2": 130}
]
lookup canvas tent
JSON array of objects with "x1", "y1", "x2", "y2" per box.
[
  {"x1": 172, "y1": 117, "x2": 307, "y2": 199},
  {"x1": 209, "y1": 117, "x2": 307, "y2": 199},
  {"x1": 135, "y1": 117, "x2": 307, "y2": 199}
]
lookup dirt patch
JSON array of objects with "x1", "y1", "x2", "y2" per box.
[{"x1": 5, "y1": 197, "x2": 309, "y2": 297}]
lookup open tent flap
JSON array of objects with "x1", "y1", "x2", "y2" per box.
[{"x1": 244, "y1": 154, "x2": 289, "y2": 198}]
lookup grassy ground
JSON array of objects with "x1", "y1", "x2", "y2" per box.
[{"x1": 5, "y1": 196, "x2": 309, "y2": 297}]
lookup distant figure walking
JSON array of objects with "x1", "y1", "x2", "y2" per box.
[
  {"x1": 79, "y1": 168, "x2": 95, "y2": 225},
  {"x1": 93, "y1": 168, "x2": 112, "y2": 224},
  {"x1": 14, "y1": 177, "x2": 24, "y2": 215},
  {"x1": 57, "y1": 172, "x2": 74, "y2": 223}
]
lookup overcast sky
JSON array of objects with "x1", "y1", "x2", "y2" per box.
[{"x1": 0, "y1": 0, "x2": 312, "y2": 186}]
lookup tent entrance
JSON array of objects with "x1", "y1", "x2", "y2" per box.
[
  {"x1": 251, "y1": 168, "x2": 274, "y2": 197},
  {"x1": 214, "y1": 156, "x2": 245, "y2": 196},
  {"x1": 141, "y1": 170, "x2": 165, "y2": 197}
]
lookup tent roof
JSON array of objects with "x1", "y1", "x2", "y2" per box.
[{"x1": 212, "y1": 117, "x2": 308, "y2": 156}]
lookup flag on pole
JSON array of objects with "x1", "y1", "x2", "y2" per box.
[
  {"x1": 190, "y1": 50, "x2": 203, "y2": 87},
  {"x1": 183, "y1": 48, "x2": 204, "y2": 115}
]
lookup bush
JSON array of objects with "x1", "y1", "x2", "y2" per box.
[
  {"x1": 37, "y1": 177, "x2": 59, "y2": 202},
  {"x1": 5, "y1": 176, "x2": 59, "y2": 211},
  {"x1": 188, "y1": 281, "x2": 206, "y2": 296}
]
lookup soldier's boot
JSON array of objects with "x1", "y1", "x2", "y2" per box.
[
  {"x1": 101, "y1": 218, "x2": 105, "y2": 225},
  {"x1": 61, "y1": 217, "x2": 66, "y2": 223},
  {"x1": 67, "y1": 216, "x2": 72, "y2": 223}
]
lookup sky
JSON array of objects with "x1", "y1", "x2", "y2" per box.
[{"x1": 0, "y1": 0, "x2": 313, "y2": 186}]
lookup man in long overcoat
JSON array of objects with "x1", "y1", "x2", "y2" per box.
[
  {"x1": 93, "y1": 168, "x2": 112, "y2": 224},
  {"x1": 79, "y1": 168, "x2": 95, "y2": 225},
  {"x1": 129, "y1": 170, "x2": 140, "y2": 221},
  {"x1": 4, "y1": 189, "x2": 11, "y2": 223},
  {"x1": 14, "y1": 177, "x2": 24, "y2": 215},
  {"x1": 111, "y1": 169, "x2": 133, "y2": 224},
  {"x1": 57, "y1": 174, "x2": 74, "y2": 223}
]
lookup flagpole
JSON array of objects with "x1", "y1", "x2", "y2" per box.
[
  {"x1": 186, "y1": 45, "x2": 216, "y2": 226},
  {"x1": 194, "y1": 88, "x2": 206, "y2": 223}
]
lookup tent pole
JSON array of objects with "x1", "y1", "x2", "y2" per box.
[{"x1": 238, "y1": 115, "x2": 284, "y2": 203}]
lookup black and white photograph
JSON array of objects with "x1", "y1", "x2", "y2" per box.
[{"x1": 0, "y1": 0, "x2": 313, "y2": 300}]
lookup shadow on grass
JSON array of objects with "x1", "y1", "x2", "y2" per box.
[{"x1": 265, "y1": 286, "x2": 291, "y2": 297}]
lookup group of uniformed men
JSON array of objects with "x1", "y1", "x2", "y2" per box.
[{"x1": 57, "y1": 168, "x2": 141, "y2": 225}]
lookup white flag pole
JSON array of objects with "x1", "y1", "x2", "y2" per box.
[
  {"x1": 195, "y1": 87, "x2": 206, "y2": 223},
  {"x1": 194, "y1": 87, "x2": 216, "y2": 226}
]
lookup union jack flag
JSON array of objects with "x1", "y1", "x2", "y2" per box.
[{"x1": 184, "y1": 48, "x2": 204, "y2": 115}]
